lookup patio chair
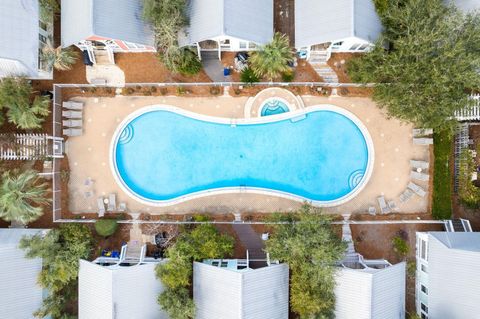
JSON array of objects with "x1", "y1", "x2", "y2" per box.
[
  {"x1": 412, "y1": 128, "x2": 433, "y2": 137},
  {"x1": 408, "y1": 182, "x2": 427, "y2": 197},
  {"x1": 63, "y1": 119, "x2": 82, "y2": 128},
  {"x1": 413, "y1": 138, "x2": 433, "y2": 145},
  {"x1": 410, "y1": 160, "x2": 429, "y2": 170},
  {"x1": 377, "y1": 196, "x2": 392, "y2": 214},
  {"x1": 118, "y1": 202, "x2": 127, "y2": 212},
  {"x1": 107, "y1": 193, "x2": 117, "y2": 211},
  {"x1": 63, "y1": 128, "x2": 83, "y2": 137},
  {"x1": 63, "y1": 101, "x2": 84, "y2": 110},
  {"x1": 388, "y1": 201, "x2": 398, "y2": 212},
  {"x1": 97, "y1": 197, "x2": 105, "y2": 217},
  {"x1": 62, "y1": 110, "x2": 82, "y2": 119},
  {"x1": 399, "y1": 189, "x2": 414, "y2": 203},
  {"x1": 368, "y1": 206, "x2": 376, "y2": 215},
  {"x1": 410, "y1": 171, "x2": 429, "y2": 181}
]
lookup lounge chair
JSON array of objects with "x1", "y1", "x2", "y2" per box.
[
  {"x1": 413, "y1": 138, "x2": 433, "y2": 145},
  {"x1": 411, "y1": 171, "x2": 429, "y2": 181},
  {"x1": 368, "y1": 206, "x2": 376, "y2": 215},
  {"x1": 413, "y1": 128, "x2": 433, "y2": 137},
  {"x1": 107, "y1": 193, "x2": 116, "y2": 211},
  {"x1": 410, "y1": 160, "x2": 429, "y2": 170},
  {"x1": 399, "y1": 189, "x2": 414, "y2": 203},
  {"x1": 408, "y1": 182, "x2": 427, "y2": 197},
  {"x1": 97, "y1": 197, "x2": 105, "y2": 217},
  {"x1": 377, "y1": 196, "x2": 392, "y2": 214},
  {"x1": 63, "y1": 119, "x2": 82, "y2": 127},
  {"x1": 63, "y1": 128, "x2": 82, "y2": 137},
  {"x1": 63, "y1": 101, "x2": 84, "y2": 110},
  {"x1": 388, "y1": 200, "x2": 398, "y2": 212},
  {"x1": 62, "y1": 110, "x2": 82, "y2": 119}
]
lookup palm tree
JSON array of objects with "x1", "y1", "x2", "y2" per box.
[
  {"x1": 0, "y1": 169, "x2": 50, "y2": 224},
  {"x1": 249, "y1": 33, "x2": 294, "y2": 81},
  {"x1": 6, "y1": 96, "x2": 50, "y2": 130},
  {"x1": 41, "y1": 42, "x2": 78, "y2": 71}
]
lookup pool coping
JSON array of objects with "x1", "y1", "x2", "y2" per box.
[{"x1": 109, "y1": 104, "x2": 375, "y2": 207}]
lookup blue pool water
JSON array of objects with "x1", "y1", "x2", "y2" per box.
[
  {"x1": 114, "y1": 108, "x2": 370, "y2": 204},
  {"x1": 261, "y1": 99, "x2": 289, "y2": 116}
]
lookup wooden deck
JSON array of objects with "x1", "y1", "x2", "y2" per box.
[{"x1": 274, "y1": 0, "x2": 295, "y2": 46}]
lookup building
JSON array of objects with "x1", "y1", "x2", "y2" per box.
[
  {"x1": 335, "y1": 215, "x2": 406, "y2": 319},
  {"x1": 180, "y1": 0, "x2": 274, "y2": 60},
  {"x1": 295, "y1": 0, "x2": 382, "y2": 60},
  {"x1": 78, "y1": 244, "x2": 168, "y2": 319},
  {"x1": 416, "y1": 231, "x2": 480, "y2": 319},
  {"x1": 0, "y1": 0, "x2": 53, "y2": 79},
  {"x1": 61, "y1": 0, "x2": 155, "y2": 65},
  {"x1": 193, "y1": 258, "x2": 289, "y2": 319},
  {"x1": 448, "y1": 0, "x2": 480, "y2": 12},
  {"x1": 0, "y1": 228, "x2": 49, "y2": 319}
]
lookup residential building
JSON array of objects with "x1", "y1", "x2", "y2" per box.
[
  {"x1": 61, "y1": 0, "x2": 155, "y2": 65},
  {"x1": 416, "y1": 231, "x2": 480, "y2": 319},
  {"x1": 78, "y1": 244, "x2": 167, "y2": 319},
  {"x1": 295, "y1": 0, "x2": 382, "y2": 60},
  {"x1": 0, "y1": 228, "x2": 49, "y2": 319},
  {"x1": 448, "y1": 0, "x2": 480, "y2": 12},
  {"x1": 180, "y1": 0, "x2": 274, "y2": 60},
  {"x1": 193, "y1": 257, "x2": 289, "y2": 319},
  {"x1": 0, "y1": 0, "x2": 53, "y2": 79}
]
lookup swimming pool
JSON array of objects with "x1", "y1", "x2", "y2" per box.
[
  {"x1": 260, "y1": 98, "x2": 290, "y2": 116},
  {"x1": 111, "y1": 105, "x2": 374, "y2": 206}
]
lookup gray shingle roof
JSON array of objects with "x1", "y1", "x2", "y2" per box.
[
  {"x1": 0, "y1": 0, "x2": 39, "y2": 77},
  {"x1": 294, "y1": 0, "x2": 382, "y2": 48},
  {"x1": 184, "y1": 0, "x2": 274, "y2": 45},
  {"x1": 61, "y1": 0, "x2": 155, "y2": 47}
]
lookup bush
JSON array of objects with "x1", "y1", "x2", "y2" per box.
[
  {"x1": 94, "y1": 219, "x2": 118, "y2": 237},
  {"x1": 392, "y1": 236, "x2": 409, "y2": 258},
  {"x1": 209, "y1": 86, "x2": 221, "y2": 96},
  {"x1": 176, "y1": 87, "x2": 186, "y2": 95},
  {"x1": 158, "y1": 288, "x2": 195, "y2": 319},
  {"x1": 281, "y1": 70, "x2": 294, "y2": 82},
  {"x1": 458, "y1": 148, "x2": 480, "y2": 208},
  {"x1": 432, "y1": 131, "x2": 453, "y2": 219},
  {"x1": 240, "y1": 68, "x2": 260, "y2": 84}
]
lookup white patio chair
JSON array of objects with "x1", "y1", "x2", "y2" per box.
[
  {"x1": 63, "y1": 101, "x2": 84, "y2": 110},
  {"x1": 388, "y1": 201, "x2": 398, "y2": 212},
  {"x1": 107, "y1": 193, "x2": 117, "y2": 211},
  {"x1": 118, "y1": 202, "x2": 127, "y2": 212},
  {"x1": 368, "y1": 206, "x2": 376, "y2": 215},
  {"x1": 408, "y1": 182, "x2": 427, "y2": 197},
  {"x1": 63, "y1": 128, "x2": 83, "y2": 137},
  {"x1": 399, "y1": 189, "x2": 414, "y2": 203},
  {"x1": 413, "y1": 138, "x2": 433, "y2": 145},
  {"x1": 97, "y1": 197, "x2": 105, "y2": 217},
  {"x1": 411, "y1": 171, "x2": 429, "y2": 181},
  {"x1": 62, "y1": 110, "x2": 82, "y2": 119},
  {"x1": 63, "y1": 119, "x2": 82, "y2": 127},
  {"x1": 377, "y1": 196, "x2": 391, "y2": 214},
  {"x1": 410, "y1": 160, "x2": 429, "y2": 170}
]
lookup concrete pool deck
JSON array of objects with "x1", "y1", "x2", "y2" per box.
[{"x1": 65, "y1": 94, "x2": 429, "y2": 216}]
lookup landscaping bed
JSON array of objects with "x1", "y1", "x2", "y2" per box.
[
  {"x1": 327, "y1": 52, "x2": 363, "y2": 83},
  {"x1": 432, "y1": 130, "x2": 453, "y2": 219}
]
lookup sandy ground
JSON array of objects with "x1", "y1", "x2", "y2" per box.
[{"x1": 65, "y1": 93, "x2": 429, "y2": 216}]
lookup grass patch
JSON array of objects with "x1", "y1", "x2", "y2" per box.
[{"x1": 432, "y1": 130, "x2": 453, "y2": 219}]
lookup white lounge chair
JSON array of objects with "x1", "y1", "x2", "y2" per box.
[
  {"x1": 413, "y1": 138, "x2": 433, "y2": 145},
  {"x1": 411, "y1": 171, "x2": 429, "y2": 181},
  {"x1": 63, "y1": 128, "x2": 83, "y2": 137},
  {"x1": 107, "y1": 193, "x2": 116, "y2": 212},
  {"x1": 388, "y1": 200, "x2": 398, "y2": 212},
  {"x1": 413, "y1": 128, "x2": 433, "y2": 137},
  {"x1": 377, "y1": 196, "x2": 392, "y2": 214},
  {"x1": 410, "y1": 160, "x2": 429, "y2": 170},
  {"x1": 368, "y1": 206, "x2": 376, "y2": 215},
  {"x1": 118, "y1": 202, "x2": 127, "y2": 212},
  {"x1": 63, "y1": 101, "x2": 84, "y2": 110},
  {"x1": 408, "y1": 182, "x2": 427, "y2": 197},
  {"x1": 399, "y1": 189, "x2": 414, "y2": 203},
  {"x1": 97, "y1": 197, "x2": 105, "y2": 217},
  {"x1": 62, "y1": 110, "x2": 82, "y2": 119},
  {"x1": 63, "y1": 119, "x2": 82, "y2": 127}
]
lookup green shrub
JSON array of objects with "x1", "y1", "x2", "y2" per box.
[
  {"x1": 175, "y1": 48, "x2": 202, "y2": 76},
  {"x1": 432, "y1": 131, "x2": 453, "y2": 219},
  {"x1": 392, "y1": 236, "x2": 409, "y2": 257},
  {"x1": 281, "y1": 70, "x2": 295, "y2": 82},
  {"x1": 209, "y1": 86, "x2": 221, "y2": 96},
  {"x1": 176, "y1": 87, "x2": 186, "y2": 95},
  {"x1": 94, "y1": 219, "x2": 118, "y2": 237},
  {"x1": 240, "y1": 68, "x2": 259, "y2": 84},
  {"x1": 158, "y1": 287, "x2": 195, "y2": 319},
  {"x1": 458, "y1": 148, "x2": 480, "y2": 208}
]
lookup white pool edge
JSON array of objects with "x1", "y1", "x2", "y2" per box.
[{"x1": 109, "y1": 104, "x2": 375, "y2": 208}]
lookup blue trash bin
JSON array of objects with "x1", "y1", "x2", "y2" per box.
[{"x1": 224, "y1": 68, "x2": 230, "y2": 76}]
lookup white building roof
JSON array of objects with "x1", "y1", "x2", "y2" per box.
[
  {"x1": 425, "y1": 232, "x2": 480, "y2": 319},
  {"x1": 193, "y1": 262, "x2": 289, "y2": 319},
  {"x1": 448, "y1": 0, "x2": 480, "y2": 12},
  {"x1": 335, "y1": 262, "x2": 406, "y2": 319},
  {"x1": 78, "y1": 260, "x2": 168, "y2": 319},
  {"x1": 61, "y1": 0, "x2": 155, "y2": 47},
  {"x1": 294, "y1": 0, "x2": 382, "y2": 48},
  {"x1": 183, "y1": 0, "x2": 274, "y2": 45},
  {"x1": 0, "y1": 0, "x2": 39, "y2": 78},
  {"x1": 0, "y1": 229, "x2": 48, "y2": 319}
]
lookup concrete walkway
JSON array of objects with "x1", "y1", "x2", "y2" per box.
[{"x1": 201, "y1": 51, "x2": 232, "y2": 82}]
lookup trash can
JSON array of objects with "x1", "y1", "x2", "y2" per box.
[{"x1": 223, "y1": 67, "x2": 230, "y2": 76}]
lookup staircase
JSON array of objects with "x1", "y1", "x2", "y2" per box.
[
  {"x1": 308, "y1": 51, "x2": 338, "y2": 83},
  {"x1": 93, "y1": 47, "x2": 114, "y2": 65},
  {"x1": 445, "y1": 219, "x2": 473, "y2": 232}
]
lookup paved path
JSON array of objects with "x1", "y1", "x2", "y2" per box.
[
  {"x1": 232, "y1": 223, "x2": 266, "y2": 259},
  {"x1": 274, "y1": 0, "x2": 295, "y2": 45},
  {"x1": 201, "y1": 51, "x2": 232, "y2": 82}
]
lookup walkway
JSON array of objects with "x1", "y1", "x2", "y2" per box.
[
  {"x1": 308, "y1": 51, "x2": 339, "y2": 83},
  {"x1": 232, "y1": 223, "x2": 266, "y2": 260},
  {"x1": 274, "y1": 0, "x2": 295, "y2": 45},
  {"x1": 201, "y1": 51, "x2": 232, "y2": 82}
]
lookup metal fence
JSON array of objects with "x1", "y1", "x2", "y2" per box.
[{"x1": 454, "y1": 94, "x2": 480, "y2": 121}]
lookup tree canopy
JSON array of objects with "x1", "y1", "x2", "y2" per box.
[
  {"x1": 265, "y1": 205, "x2": 347, "y2": 319},
  {"x1": 348, "y1": 0, "x2": 480, "y2": 131}
]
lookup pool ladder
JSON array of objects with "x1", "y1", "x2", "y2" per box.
[{"x1": 230, "y1": 119, "x2": 237, "y2": 127}]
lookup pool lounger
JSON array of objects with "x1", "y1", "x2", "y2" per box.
[
  {"x1": 97, "y1": 197, "x2": 105, "y2": 217},
  {"x1": 62, "y1": 110, "x2": 82, "y2": 119},
  {"x1": 410, "y1": 171, "x2": 429, "y2": 181},
  {"x1": 388, "y1": 200, "x2": 398, "y2": 212},
  {"x1": 408, "y1": 182, "x2": 427, "y2": 197},
  {"x1": 63, "y1": 128, "x2": 82, "y2": 137},
  {"x1": 63, "y1": 101, "x2": 84, "y2": 110},
  {"x1": 107, "y1": 193, "x2": 117, "y2": 211},
  {"x1": 377, "y1": 196, "x2": 391, "y2": 214},
  {"x1": 412, "y1": 128, "x2": 433, "y2": 137},
  {"x1": 399, "y1": 189, "x2": 414, "y2": 203},
  {"x1": 63, "y1": 119, "x2": 82, "y2": 128},
  {"x1": 410, "y1": 160, "x2": 429, "y2": 170},
  {"x1": 413, "y1": 138, "x2": 433, "y2": 145}
]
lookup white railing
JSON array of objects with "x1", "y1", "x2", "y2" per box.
[
  {"x1": 0, "y1": 133, "x2": 49, "y2": 160},
  {"x1": 454, "y1": 94, "x2": 480, "y2": 121}
]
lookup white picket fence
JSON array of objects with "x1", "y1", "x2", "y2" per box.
[
  {"x1": 455, "y1": 94, "x2": 480, "y2": 121},
  {"x1": 0, "y1": 134, "x2": 49, "y2": 160}
]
